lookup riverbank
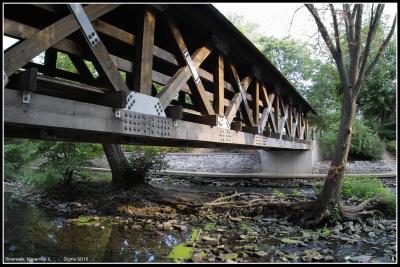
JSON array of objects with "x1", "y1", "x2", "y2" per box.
[{"x1": 4, "y1": 178, "x2": 397, "y2": 263}]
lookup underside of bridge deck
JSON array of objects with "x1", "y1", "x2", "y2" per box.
[{"x1": 4, "y1": 4, "x2": 316, "y2": 150}]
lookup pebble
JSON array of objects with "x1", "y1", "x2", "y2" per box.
[
  {"x1": 131, "y1": 224, "x2": 142, "y2": 230},
  {"x1": 254, "y1": 251, "x2": 269, "y2": 258},
  {"x1": 191, "y1": 253, "x2": 202, "y2": 263},
  {"x1": 202, "y1": 236, "x2": 219, "y2": 246},
  {"x1": 368, "y1": 232, "x2": 376, "y2": 238}
]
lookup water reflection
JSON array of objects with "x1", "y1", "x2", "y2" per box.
[{"x1": 4, "y1": 196, "x2": 187, "y2": 262}]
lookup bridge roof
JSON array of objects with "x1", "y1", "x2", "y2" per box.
[{"x1": 160, "y1": 4, "x2": 316, "y2": 114}]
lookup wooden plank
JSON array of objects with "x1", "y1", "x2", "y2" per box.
[
  {"x1": 253, "y1": 81, "x2": 260, "y2": 125},
  {"x1": 4, "y1": 4, "x2": 120, "y2": 77},
  {"x1": 213, "y1": 53, "x2": 225, "y2": 115},
  {"x1": 156, "y1": 45, "x2": 212, "y2": 110},
  {"x1": 259, "y1": 93, "x2": 275, "y2": 131},
  {"x1": 279, "y1": 103, "x2": 289, "y2": 139},
  {"x1": 274, "y1": 95, "x2": 280, "y2": 133},
  {"x1": 134, "y1": 7, "x2": 156, "y2": 95},
  {"x1": 229, "y1": 63, "x2": 254, "y2": 126},
  {"x1": 224, "y1": 74, "x2": 252, "y2": 124},
  {"x1": 287, "y1": 102, "x2": 293, "y2": 137}
]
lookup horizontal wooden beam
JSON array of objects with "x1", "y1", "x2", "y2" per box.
[{"x1": 4, "y1": 88, "x2": 310, "y2": 150}]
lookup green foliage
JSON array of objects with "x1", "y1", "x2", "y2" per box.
[
  {"x1": 4, "y1": 139, "x2": 40, "y2": 180},
  {"x1": 204, "y1": 222, "x2": 218, "y2": 231},
  {"x1": 318, "y1": 118, "x2": 385, "y2": 160},
  {"x1": 56, "y1": 52, "x2": 78, "y2": 73},
  {"x1": 358, "y1": 40, "x2": 396, "y2": 141},
  {"x1": 341, "y1": 176, "x2": 386, "y2": 199},
  {"x1": 272, "y1": 189, "x2": 285, "y2": 198},
  {"x1": 314, "y1": 176, "x2": 395, "y2": 216},
  {"x1": 36, "y1": 141, "x2": 102, "y2": 188},
  {"x1": 386, "y1": 140, "x2": 396, "y2": 155},
  {"x1": 118, "y1": 151, "x2": 168, "y2": 186},
  {"x1": 258, "y1": 36, "x2": 315, "y2": 94}
]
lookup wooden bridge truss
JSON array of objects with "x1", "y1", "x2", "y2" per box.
[{"x1": 4, "y1": 4, "x2": 316, "y2": 150}]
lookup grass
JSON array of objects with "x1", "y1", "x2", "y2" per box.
[{"x1": 313, "y1": 175, "x2": 396, "y2": 216}]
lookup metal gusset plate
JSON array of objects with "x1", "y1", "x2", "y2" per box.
[
  {"x1": 69, "y1": 4, "x2": 100, "y2": 47},
  {"x1": 123, "y1": 91, "x2": 166, "y2": 117}
]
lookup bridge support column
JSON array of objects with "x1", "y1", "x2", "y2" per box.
[{"x1": 258, "y1": 139, "x2": 321, "y2": 174}]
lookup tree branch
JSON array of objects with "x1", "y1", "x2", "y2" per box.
[
  {"x1": 349, "y1": 4, "x2": 363, "y2": 85},
  {"x1": 364, "y1": 14, "x2": 397, "y2": 77},
  {"x1": 306, "y1": 4, "x2": 349, "y2": 88},
  {"x1": 330, "y1": 4, "x2": 349, "y2": 88}
]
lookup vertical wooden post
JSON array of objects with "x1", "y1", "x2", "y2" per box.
[
  {"x1": 43, "y1": 49, "x2": 57, "y2": 77},
  {"x1": 274, "y1": 94, "x2": 280, "y2": 134},
  {"x1": 253, "y1": 81, "x2": 260, "y2": 125},
  {"x1": 134, "y1": 6, "x2": 156, "y2": 95},
  {"x1": 288, "y1": 99, "x2": 293, "y2": 137},
  {"x1": 213, "y1": 53, "x2": 224, "y2": 115}
]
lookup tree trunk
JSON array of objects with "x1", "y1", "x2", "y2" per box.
[
  {"x1": 315, "y1": 91, "x2": 358, "y2": 213},
  {"x1": 102, "y1": 144, "x2": 127, "y2": 186}
]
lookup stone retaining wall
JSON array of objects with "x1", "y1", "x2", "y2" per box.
[
  {"x1": 90, "y1": 152, "x2": 396, "y2": 174},
  {"x1": 90, "y1": 152, "x2": 261, "y2": 173}
]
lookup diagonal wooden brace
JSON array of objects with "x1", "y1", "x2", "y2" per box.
[{"x1": 68, "y1": 4, "x2": 129, "y2": 95}]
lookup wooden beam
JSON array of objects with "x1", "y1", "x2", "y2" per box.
[
  {"x1": 274, "y1": 95, "x2": 280, "y2": 133},
  {"x1": 213, "y1": 53, "x2": 225, "y2": 115},
  {"x1": 5, "y1": 89, "x2": 311, "y2": 150},
  {"x1": 134, "y1": 7, "x2": 156, "y2": 95},
  {"x1": 224, "y1": 74, "x2": 252, "y2": 124},
  {"x1": 4, "y1": 4, "x2": 120, "y2": 77},
  {"x1": 259, "y1": 93, "x2": 275, "y2": 132},
  {"x1": 287, "y1": 101, "x2": 293, "y2": 137},
  {"x1": 156, "y1": 45, "x2": 212, "y2": 110},
  {"x1": 279, "y1": 103, "x2": 289, "y2": 139},
  {"x1": 253, "y1": 81, "x2": 260, "y2": 125},
  {"x1": 228, "y1": 63, "x2": 254, "y2": 126},
  {"x1": 69, "y1": 4, "x2": 129, "y2": 93},
  {"x1": 164, "y1": 13, "x2": 214, "y2": 115}
]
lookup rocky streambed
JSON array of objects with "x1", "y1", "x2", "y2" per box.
[{"x1": 4, "y1": 179, "x2": 397, "y2": 263}]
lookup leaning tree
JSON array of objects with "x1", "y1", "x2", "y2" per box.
[{"x1": 297, "y1": 4, "x2": 397, "y2": 224}]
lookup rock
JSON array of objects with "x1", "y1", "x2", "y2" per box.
[
  {"x1": 377, "y1": 223, "x2": 385, "y2": 230},
  {"x1": 352, "y1": 255, "x2": 372, "y2": 263},
  {"x1": 172, "y1": 224, "x2": 187, "y2": 231},
  {"x1": 56, "y1": 203, "x2": 68, "y2": 209},
  {"x1": 70, "y1": 202, "x2": 82, "y2": 208},
  {"x1": 101, "y1": 226, "x2": 105, "y2": 230},
  {"x1": 254, "y1": 251, "x2": 269, "y2": 258},
  {"x1": 366, "y1": 218, "x2": 375, "y2": 227},
  {"x1": 230, "y1": 217, "x2": 242, "y2": 222},
  {"x1": 168, "y1": 219, "x2": 178, "y2": 224},
  {"x1": 93, "y1": 216, "x2": 100, "y2": 221},
  {"x1": 163, "y1": 222, "x2": 173, "y2": 231},
  {"x1": 94, "y1": 223, "x2": 101, "y2": 227},
  {"x1": 368, "y1": 232, "x2": 376, "y2": 238},
  {"x1": 226, "y1": 259, "x2": 236, "y2": 263},
  {"x1": 239, "y1": 252, "x2": 249, "y2": 259},
  {"x1": 131, "y1": 224, "x2": 142, "y2": 230},
  {"x1": 324, "y1": 256, "x2": 334, "y2": 261},
  {"x1": 145, "y1": 219, "x2": 152, "y2": 224},
  {"x1": 217, "y1": 245, "x2": 225, "y2": 249},
  {"x1": 156, "y1": 223, "x2": 163, "y2": 230},
  {"x1": 123, "y1": 225, "x2": 129, "y2": 230},
  {"x1": 191, "y1": 253, "x2": 202, "y2": 263},
  {"x1": 354, "y1": 224, "x2": 361, "y2": 233},
  {"x1": 176, "y1": 204, "x2": 187, "y2": 210},
  {"x1": 221, "y1": 253, "x2": 238, "y2": 261},
  {"x1": 202, "y1": 236, "x2": 219, "y2": 246},
  {"x1": 239, "y1": 235, "x2": 248, "y2": 240},
  {"x1": 333, "y1": 224, "x2": 343, "y2": 233}
]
